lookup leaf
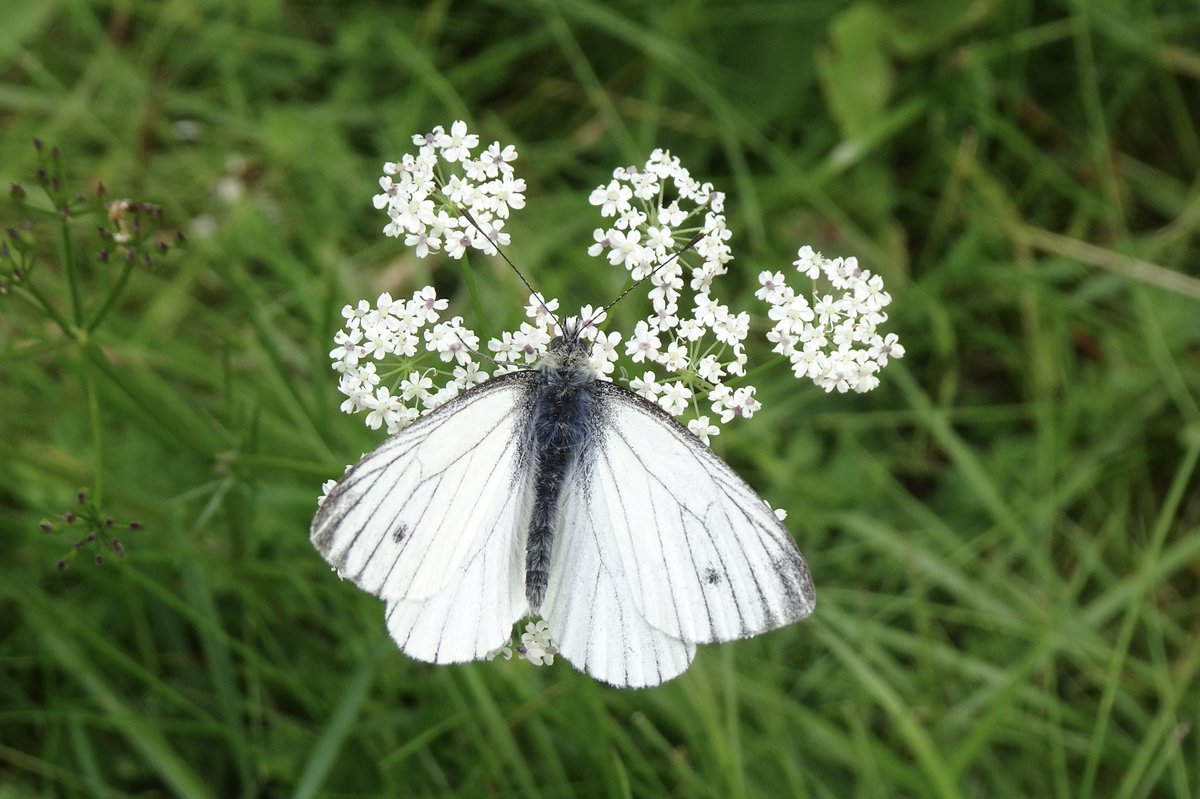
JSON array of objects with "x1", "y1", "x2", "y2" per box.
[{"x1": 816, "y1": 4, "x2": 895, "y2": 140}]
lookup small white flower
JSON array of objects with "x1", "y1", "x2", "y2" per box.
[
  {"x1": 870, "y1": 332, "x2": 905, "y2": 366},
  {"x1": 453, "y1": 361, "x2": 488, "y2": 388},
  {"x1": 650, "y1": 301, "x2": 679, "y2": 331},
  {"x1": 575, "y1": 306, "x2": 607, "y2": 330},
  {"x1": 587, "y1": 228, "x2": 609, "y2": 257},
  {"x1": 491, "y1": 175, "x2": 527, "y2": 218},
  {"x1": 360, "y1": 324, "x2": 397, "y2": 361},
  {"x1": 712, "y1": 308, "x2": 749, "y2": 346},
  {"x1": 364, "y1": 386, "x2": 401, "y2": 431},
  {"x1": 589, "y1": 330, "x2": 622, "y2": 375},
  {"x1": 341, "y1": 300, "x2": 370, "y2": 328},
  {"x1": 768, "y1": 294, "x2": 815, "y2": 331},
  {"x1": 513, "y1": 323, "x2": 551, "y2": 363},
  {"x1": 658, "y1": 200, "x2": 687, "y2": 227},
  {"x1": 424, "y1": 381, "x2": 460, "y2": 409},
  {"x1": 625, "y1": 320, "x2": 662, "y2": 363},
  {"x1": 695, "y1": 354, "x2": 725, "y2": 384},
  {"x1": 438, "y1": 119, "x2": 479, "y2": 162},
  {"x1": 630, "y1": 371, "x2": 660, "y2": 400},
  {"x1": 525, "y1": 293, "x2": 560, "y2": 328},
  {"x1": 692, "y1": 292, "x2": 720, "y2": 327},
  {"x1": 329, "y1": 328, "x2": 363, "y2": 366},
  {"x1": 338, "y1": 373, "x2": 373, "y2": 413},
  {"x1": 519, "y1": 620, "x2": 557, "y2": 666},
  {"x1": 480, "y1": 142, "x2": 518, "y2": 177},
  {"x1": 411, "y1": 286, "x2": 448, "y2": 324},
  {"x1": 660, "y1": 341, "x2": 690, "y2": 372},
  {"x1": 793, "y1": 245, "x2": 824, "y2": 279},
  {"x1": 317, "y1": 479, "x2": 338, "y2": 507},
  {"x1": 717, "y1": 386, "x2": 761, "y2": 423},
  {"x1": 676, "y1": 318, "x2": 705, "y2": 341},
  {"x1": 687, "y1": 416, "x2": 720, "y2": 446},
  {"x1": 399, "y1": 371, "x2": 434, "y2": 402},
  {"x1": 425, "y1": 318, "x2": 479, "y2": 365},
  {"x1": 444, "y1": 229, "x2": 475, "y2": 260},
  {"x1": 404, "y1": 230, "x2": 441, "y2": 258},
  {"x1": 589, "y1": 179, "x2": 634, "y2": 217},
  {"x1": 658, "y1": 380, "x2": 693, "y2": 416},
  {"x1": 645, "y1": 225, "x2": 674, "y2": 254},
  {"x1": 606, "y1": 229, "x2": 645, "y2": 271},
  {"x1": 617, "y1": 206, "x2": 648, "y2": 232}
]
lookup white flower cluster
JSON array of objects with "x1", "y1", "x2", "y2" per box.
[
  {"x1": 329, "y1": 285, "x2": 620, "y2": 434},
  {"x1": 329, "y1": 286, "x2": 489, "y2": 435},
  {"x1": 487, "y1": 620, "x2": 557, "y2": 666},
  {"x1": 373, "y1": 121, "x2": 525, "y2": 258},
  {"x1": 757, "y1": 246, "x2": 905, "y2": 393},
  {"x1": 332, "y1": 122, "x2": 902, "y2": 448},
  {"x1": 585, "y1": 149, "x2": 755, "y2": 445}
]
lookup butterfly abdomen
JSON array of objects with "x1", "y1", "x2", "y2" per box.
[{"x1": 525, "y1": 340, "x2": 600, "y2": 611}]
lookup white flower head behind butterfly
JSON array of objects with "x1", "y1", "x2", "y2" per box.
[{"x1": 313, "y1": 122, "x2": 903, "y2": 687}]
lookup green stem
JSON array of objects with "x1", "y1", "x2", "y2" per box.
[
  {"x1": 12, "y1": 282, "x2": 73, "y2": 336},
  {"x1": 87, "y1": 255, "x2": 136, "y2": 333},
  {"x1": 59, "y1": 212, "x2": 84, "y2": 326},
  {"x1": 459, "y1": 253, "x2": 489, "y2": 337},
  {"x1": 737, "y1": 353, "x2": 789, "y2": 383},
  {"x1": 81, "y1": 345, "x2": 104, "y2": 505}
]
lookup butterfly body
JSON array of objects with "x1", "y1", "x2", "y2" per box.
[{"x1": 525, "y1": 324, "x2": 602, "y2": 610}]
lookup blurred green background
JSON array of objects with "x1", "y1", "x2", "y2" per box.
[{"x1": 3, "y1": 1, "x2": 1199, "y2": 797}]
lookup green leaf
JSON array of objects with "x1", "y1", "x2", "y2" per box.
[{"x1": 816, "y1": 4, "x2": 895, "y2": 140}]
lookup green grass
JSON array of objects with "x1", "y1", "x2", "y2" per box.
[{"x1": 3, "y1": 0, "x2": 1199, "y2": 796}]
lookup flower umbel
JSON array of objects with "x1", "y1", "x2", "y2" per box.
[
  {"x1": 758, "y1": 246, "x2": 904, "y2": 393},
  {"x1": 372, "y1": 121, "x2": 525, "y2": 258},
  {"x1": 486, "y1": 619, "x2": 558, "y2": 666},
  {"x1": 40, "y1": 489, "x2": 140, "y2": 570}
]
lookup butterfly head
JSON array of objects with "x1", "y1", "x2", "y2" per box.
[
  {"x1": 543, "y1": 317, "x2": 597, "y2": 377},
  {"x1": 548, "y1": 317, "x2": 593, "y2": 357}
]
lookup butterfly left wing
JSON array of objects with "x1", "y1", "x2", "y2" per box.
[
  {"x1": 311, "y1": 372, "x2": 536, "y2": 663},
  {"x1": 543, "y1": 381, "x2": 814, "y2": 686}
]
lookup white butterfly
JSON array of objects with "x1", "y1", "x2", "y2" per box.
[{"x1": 311, "y1": 318, "x2": 815, "y2": 688}]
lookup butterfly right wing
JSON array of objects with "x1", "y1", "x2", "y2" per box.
[
  {"x1": 589, "y1": 381, "x2": 815, "y2": 647},
  {"x1": 542, "y1": 380, "x2": 813, "y2": 687},
  {"x1": 540, "y1": 467, "x2": 697, "y2": 688},
  {"x1": 311, "y1": 371, "x2": 536, "y2": 663}
]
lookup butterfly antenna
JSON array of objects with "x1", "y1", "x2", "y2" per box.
[
  {"x1": 600, "y1": 230, "x2": 707, "y2": 319},
  {"x1": 458, "y1": 206, "x2": 562, "y2": 330}
]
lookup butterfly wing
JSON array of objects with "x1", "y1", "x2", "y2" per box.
[
  {"x1": 540, "y1": 469, "x2": 697, "y2": 688},
  {"x1": 542, "y1": 381, "x2": 814, "y2": 686},
  {"x1": 311, "y1": 371, "x2": 536, "y2": 663}
]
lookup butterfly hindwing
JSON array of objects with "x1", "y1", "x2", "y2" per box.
[
  {"x1": 540, "y1": 462, "x2": 696, "y2": 688},
  {"x1": 311, "y1": 372, "x2": 536, "y2": 663}
]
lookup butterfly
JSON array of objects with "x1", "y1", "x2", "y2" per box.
[{"x1": 311, "y1": 306, "x2": 816, "y2": 688}]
